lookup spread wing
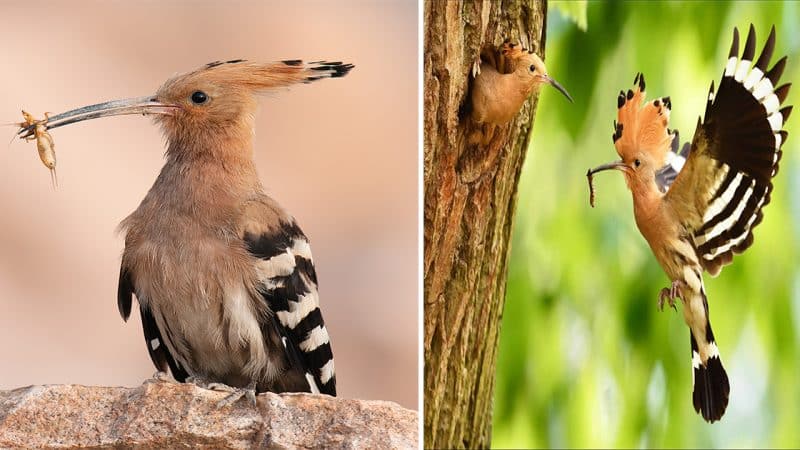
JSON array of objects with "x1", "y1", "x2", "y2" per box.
[
  {"x1": 665, "y1": 24, "x2": 791, "y2": 276},
  {"x1": 244, "y1": 219, "x2": 337, "y2": 396}
]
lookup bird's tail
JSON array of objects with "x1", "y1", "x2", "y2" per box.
[{"x1": 690, "y1": 323, "x2": 730, "y2": 423}]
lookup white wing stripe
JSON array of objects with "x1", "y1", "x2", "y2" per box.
[
  {"x1": 744, "y1": 66, "x2": 764, "y2": 90},
  {"x1": 768, "y1": 112, "x2": 783, "y2": 132},
  {"x1": 669, "y1": 153, "x2": 686, "y2": 172},
  {"x1": 697, "y1": 178, "x2": 754, "y2": 245},
  {"x1": 704, "y1": 228, "x2": 749, "y2": 259},
  {"x1": 702, "y1": 171, "x2": 742, "y2": 223},
  {"x1": 734, "y1": 59, "x2": 751, "y2": 82},
  {"x1": 305, "y1": 373, "x2": 321, "y2": 394},
  {"x1": 319, "y1": 359, "x2": 336, "y2": 384},
  {"x1": 762, "y1": 93, "x2": 780, "y2": 115},
  {"x1": 753, "y1": 77, "x2": 774, "y2": 100},
  {"x1": 724, "y1": 56, "x2": 738, "y2": 77},
  {"x1": 292, "y1": 238, "x2": 313, "y2": 260},
  {"x1": 276, "y1": 292, "x2": 319, "y2": 329},
  {"x1": 300, "y1": 325, "x2": 330, "y2": 352},
  {"x1": 255, "y1": 252, "x2": 296, "y2": 279}
]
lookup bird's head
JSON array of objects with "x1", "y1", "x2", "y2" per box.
[
  {"x1": 18, "y1": 59, "x2": 353, "y2": 145},
  {"x1": 514, "y1": 51, "x2": 573, "y2": 103},
  {"x1": 589, "y1": 73, "x2": 675, "y2": 195}
]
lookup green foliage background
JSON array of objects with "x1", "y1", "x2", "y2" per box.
[{"x1": 493, "y1": 1, "x2": 800, "y2": 447}]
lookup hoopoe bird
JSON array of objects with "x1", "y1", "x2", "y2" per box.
[
  {"x1": 468, "y1": 40, "x2": 572, "y2": 145},
  {"x1": 18, "y1": 59, "x2": 353, "y2": 401},
  {"x1": 588, "y1": 25, "x2": 791, "y2": 423}
]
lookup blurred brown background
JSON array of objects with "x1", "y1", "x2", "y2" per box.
[{"x1": 0, "y1": 1, "x2": 418, "y2": 409}]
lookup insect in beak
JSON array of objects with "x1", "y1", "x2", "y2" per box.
[
  {"x1": 17, "y1": 96, "x2": 179, "y2": 139},
  {"x1": 587, "y1": 160, "x2": 631, "y2": 176},
  {"x1": 586, "y1": 160, "x2": 632, "y2": 207}
]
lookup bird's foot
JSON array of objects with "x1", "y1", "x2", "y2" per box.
[
  {"x1": 208, "y1": 380, "x2": 258, "y2": 408},
  {"x1": 658, "y1": 280, "x2": 683, "y2": 312},
  {"x1": 146, "y1": 370, "x2": 176, "y2": 384},
  {"x1": 186, "y1": 375, "x2": 213, "y2": 388}
]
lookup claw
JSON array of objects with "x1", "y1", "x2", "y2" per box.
[
  {"x1": 208, "y1": 380, "x2": 258, "y2": 407},
  {"x1": 472, "y1": 57, "x2": 482, "y2": 77},
  {"x1": 186, "y1": 375, "x2": 212, "y2": 387},
  {"x1": 658, "y1": 279, "x2": 684, "y2": 312},
  {"x1": 147, "y1": 370, "x2": 175, "y2": 384}
]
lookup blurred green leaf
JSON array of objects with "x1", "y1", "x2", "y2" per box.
[{"x1": 551, "y1": 0, "x2": 588, "y2": 31}]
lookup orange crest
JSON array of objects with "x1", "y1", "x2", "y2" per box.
[{"x1": 613, "y1": 73, "x2": 675, "y2": 166}]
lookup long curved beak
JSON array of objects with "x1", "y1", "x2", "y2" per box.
[
  {"x1": 543, "y1": 75, "x2": 573, "y2": 103},
  {"x1": 586, "y1": 160, "x2": 630, "y2": 208},
  {"x1": 17, "y1": 95, "x2": 178, "y2": 139},
  {"x1": 587, "y1": 160, "x2": 631, "y2": 176}
]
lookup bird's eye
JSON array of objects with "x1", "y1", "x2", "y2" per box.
[
  {"x1": 190, "y1": 91, "x2": 208, "y2": 104},
  {"x1": 529, "y1": 64, "x2": 536, "y2": 72},
  {"x1": 634, "y1": 159, "x2": 642, "y2": 168}
]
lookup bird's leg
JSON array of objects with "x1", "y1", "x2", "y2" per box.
[
  {"x1": 208, "y1": 380, "x2": 258, "y2": 407},
  {"x1": 658, "y1": 279, "x2": 684, "y2": 311}
]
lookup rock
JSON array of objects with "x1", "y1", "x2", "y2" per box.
[{"x1": 0, "y1": 382, "x2": 418, "y2": 449}]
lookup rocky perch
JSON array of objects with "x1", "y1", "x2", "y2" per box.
[{"x1": 0, "y1": 382, "x2": 418, "y2": 449}]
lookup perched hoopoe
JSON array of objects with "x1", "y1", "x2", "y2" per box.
[
  {"x1": 468, "y1": 40, "x2": 572, "y2": 145},
  {"x1": 18, "y1": 59, "x2": 353, "y2": 401},
  {"x1": 588, "y1": 25, "x2": 791, "y2": 423}
]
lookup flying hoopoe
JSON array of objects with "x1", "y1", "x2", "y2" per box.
[
  {"x1": 588, "y1": 25, "x2": 791, "y2": 423},
  {"x1": 18, "y1": 59, "x2": 353, "y2": 401},
  {"x1": 468, "y1": 40, "x2": 572, "y2": 145}
]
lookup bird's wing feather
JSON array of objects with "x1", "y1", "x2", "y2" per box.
[
  {"x1": 666, "y1": 25, "x2": 790, "y2": 276},
  {"x1": 655, "y1": 132, "x2": 691, "y2": 193},
  {"x1": 244, "y1": 219, "x2": 336, "y2": 396},
  {"x1": 117, "y1": 266, "x2": 189, "y2": 381}
]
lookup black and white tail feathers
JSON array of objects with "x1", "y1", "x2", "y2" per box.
[{"x1": 690, "y1": 291, "x2": 730, "y2": 423}]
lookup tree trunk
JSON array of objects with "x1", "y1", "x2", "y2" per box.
[{"x1": 423, "y1": 0, "x2": 546, "y2": 448}]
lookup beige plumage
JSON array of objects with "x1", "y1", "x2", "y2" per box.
[
  {"x1": 19, "y1": 59, "x2": 353, "y2": 399},
  {"x1": 588, "y1": 25, "x2": 791, "y2": 422},
  {"x1": 468, "y1": 41, "x2": 572, "y2": 145}
]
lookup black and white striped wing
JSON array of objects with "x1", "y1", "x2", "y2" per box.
[
  {"x1": 667, "y1": 24, "x2": 791, "y2": 277},
  {"x1": 245, "y1": 221, "x2": 336, "y2": 396}
]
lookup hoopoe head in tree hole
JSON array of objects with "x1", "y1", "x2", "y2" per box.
[
  {"x1": 18, "y1": 59, "x2": 354, "y2": 402},
  {"x1": 466, "y1": 40, "x2": 572, "y2": 149},
  {"x1": 471, "y1": 40, "x2": 572, "y2": 127},
  {"x1": 588, "y1": 24, "x2": 791, "y2": 423}
]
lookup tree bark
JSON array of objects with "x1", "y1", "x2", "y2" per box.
[{"x1": 423, "y1": 0, "x2": 546, "y2": 448}]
